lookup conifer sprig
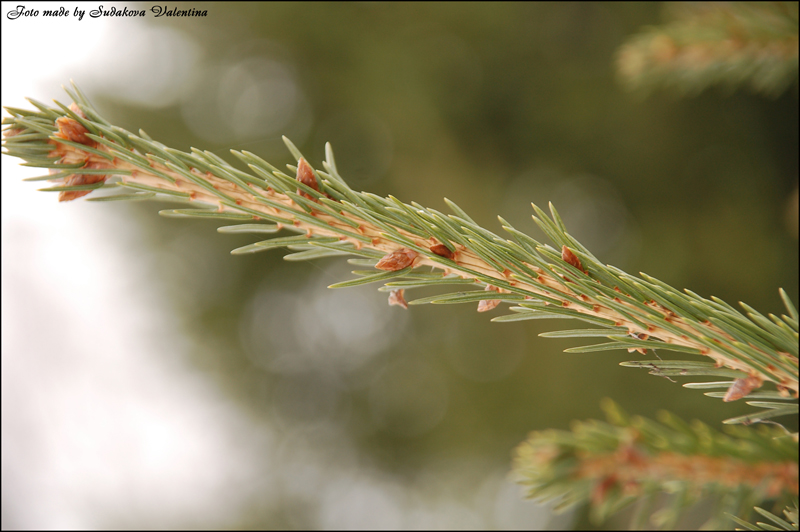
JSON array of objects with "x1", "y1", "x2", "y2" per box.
[
  {"x1": 2, "y1": 84, "x2": 798, "y2": 412},
  {"x1": 617, "y1": 2, "x2": 799, "y2": 97},
  {"x1": 513, "y1": 399, "x2": 798, "y2": 528}
]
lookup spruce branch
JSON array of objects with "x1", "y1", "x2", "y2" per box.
[
  {"x1": 617, "y1": 2, "x2": 799, "y2": 97},
  {"x1": 2, "y1": 84, "x2": 799, "y2": 414},
  {"x1": 513, "y1": 399, "x2": 798, "y2": 528}
]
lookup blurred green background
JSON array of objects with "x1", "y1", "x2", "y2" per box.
[{"x1": 59, "y1": 2, "x2": 799, "y2": 528}]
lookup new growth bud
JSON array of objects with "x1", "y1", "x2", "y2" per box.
[
  {"x1": 561, "y1": 246, "x2": 587, "y2": 274},
  {"x1": 51, "y1": 104, "x2": 109, "y2": 201},
  {"x1": 430, "y1": 243, "x2": 455, "y2": 260},
  {"x1": 375, "y1": 248, "x2": 418, "y2": 271},
  {"x1": 723, "y1": 375, "x2": 763, "y2": 402},
  {"x1": 296, "y1": 157, "x2": 320, "y2": 199}
]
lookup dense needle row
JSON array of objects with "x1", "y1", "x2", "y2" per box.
[{"x1": 2, "y1": 84, "x2": 798, "y2": 419}]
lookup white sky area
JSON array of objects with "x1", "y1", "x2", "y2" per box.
[
  {"x1": 1, "y1": 3, "x2": 274, "y2": 528},
  {"x1": 1, "y1": 3, "x2": 561, "y2": 528}
]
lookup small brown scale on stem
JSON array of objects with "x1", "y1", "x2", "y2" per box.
[
  {"x1": 430, "y1": 243, "x2": 454, "y2": 260},
  {"x1": 296, "y1": 158, "x2": 320, "y2": 200},
  {"x1": 627, "y1": 331, "x2": 649, "y2": 355},
  {"x1": 375, "y1": 248, "x2": 418, "y2": 271},
  {"x1": 388, "y1": 289, "x2": 408, "y2": 309},
  {"x1": 477, "y1": 285, "x2": 502, "y2": 313},
  {"x1": 562, "y1": 245, "x2": 587, "y2": 276},
  {"x1": 723, "y1": 375, "x2": 763, "y2": 402},
  {"x1": 295, "y1": 158, "x2": 334, "y2": 202}
]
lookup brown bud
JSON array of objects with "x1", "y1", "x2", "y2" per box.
[
  {"x1": 68, "y1": 102, "x2": 88, "y2": 119},
  {"x1": 477, "y1": 299, "x2": 501, "y2": 312},
  {"x1": 626, "y1": 331, "x2": 649, "y2": 355},
  {"x1": 58, "y1": 190, "x2": 84, "y2": 202},
  {"x1": 430, "y1": 243, "x2": 455, "y2": 260},
  {"x1": 477, "y1": 284, "x2": 501, "y2": 313},
  {"x1": 296, "y1": 157, "x2": 319, "y2": 199},
  {"x1": 58, "y1": 181, "x2": 103, "y2": 202},
  {"x1": 723, "y1": 375, "x2": 762, "y2": 402},
  {"x1": 561, "y1": 246, "x2": 586, "y2": 274},
  {"x1": 55, "y1": 116, "x2": 94, "y2": 147},
  {"x1": 388, "y1": 289, "x2": 408, "y2": 309},
  {"x1": 58, "y1": 161, "x2": 109, "y2": 202},
  {"x1": 375, "y1": 248, "x2": 417, "y2": 271}
]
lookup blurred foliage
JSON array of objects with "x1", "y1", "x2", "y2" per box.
[
  {"x1": 514, "y1": 399, "x2": 797, "y2": 529},
  {"x1": 66, "y1": 2, "x2": 800, "y2": 528},
  {"x1": 731, "y1": 502, "x2": 799, "y2": 531},
  {"x1": 617, "y1": 2, "x2": 799, "y2": 97}
]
